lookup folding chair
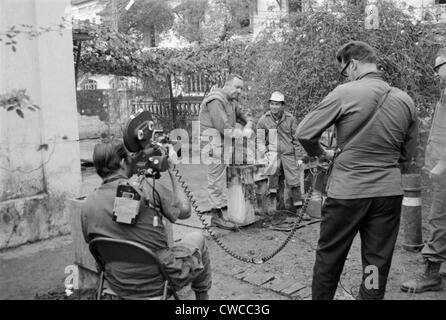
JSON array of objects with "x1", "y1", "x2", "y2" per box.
[{"x1": 89, "y1": 237, "x2": 180, "y2": 300}]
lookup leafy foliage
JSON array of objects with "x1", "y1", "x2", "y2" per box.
[
  {"x1": 76, "y1": 89, "x2": 109, "y2": 121},
  {"x1": 0, "y1": 18, "x2": 68, "y2": 52},
  {"x1": 0, "y1": 18, "x2": 69, "y2": 118},
  {"x1": 80, "y1": 1, "x2": 445, "y2": 169},
  {"x1": 0, "y1": 89, "x2": 40, "y2": 118},
  {"x1": 234, "y1": 0, "x2": 445, "y2": 171},
  {"x1": 173, "y1": 0, "x2": 209, "y2": 43},
  {"x1": 173, "y1": 0, "x2": 252, "y2": 44},
  {"x1": 238, "y1": 1, "x2": 445, "y2": 121},
  {"x1": 81, "y1": 1, "x2": 445, "y2": 117},
  {"x1": 98, "y1": 0, "x2": 174, "y2": 47},
  {"x1": 79, "y1": 22, "x2": 244, "y2": 97}
]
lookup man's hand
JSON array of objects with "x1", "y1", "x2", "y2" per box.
[
  {"x1": 245, "y1": 120, "x2": 254, "y2": 130},
  {"x1": 233, "y1": 128, "x2": 244, "y2": 139},
  {"x1": 319, "y1": 149, "x2": 335, "y2": 162},
  {"x1": 167, "y1": 157, "x2": 175, "y2": 172},
  {"x1": 242, "y1": 126, "x2": 254, "y2": 138}
]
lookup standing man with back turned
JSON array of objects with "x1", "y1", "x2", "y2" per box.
[{"x1": 296, "y1": 41, "x2": 418, "y2": 300}]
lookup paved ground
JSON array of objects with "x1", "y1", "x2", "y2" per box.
[{"x1": 1, "y1": 139, "x2": 446, "y2": 300}]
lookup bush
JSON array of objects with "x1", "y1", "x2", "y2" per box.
[
  {"x1": 76, "y1": 89, "x2": 109, "y2": 121},
  {"x1": 232, "y1": 0, "x2": 445, "y2": 171},
  {"x1": 238, "y1": 1, "x2": 444, "y2": 121},
  {"x1": 80, "y1": 1, "x2": 445, "y2": 170}
]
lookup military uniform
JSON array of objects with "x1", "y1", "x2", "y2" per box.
[
  {"x1": 421, "y1": 89, "x2": 446, "y2": 262},
  {"x1": 199, "y1": 88, "x2": 250, "y2": 210},
  {"x1": 256, "y1": 110, "x2": 304, "y2": 189}
]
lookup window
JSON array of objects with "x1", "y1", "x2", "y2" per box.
[
  {"x1": 118, "y1": 77, "x2": 128, "y2": 89},
  {"x1": 436, "y1": 0, "x2": 446, "y2": 4},
  {"x1": 83, "y1": 79, "x2": 97, "y2": 90}
]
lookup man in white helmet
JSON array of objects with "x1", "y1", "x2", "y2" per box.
[{"x1": 257, "y1": 91, "x2": 304, "y2": 211}]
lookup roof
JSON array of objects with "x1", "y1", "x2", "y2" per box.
[{"x1": 71, "y1": 0, "x2": 96, "y2": 5}]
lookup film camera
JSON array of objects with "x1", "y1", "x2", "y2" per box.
[
  {"x1": 123, "y1": 110, "x2": 180, "y2": 179},
  {"x1": 113, "y1": 110, "x2": 180, "y2": 225}
]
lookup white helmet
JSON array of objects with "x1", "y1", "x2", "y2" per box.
[{"x1": 269, "y1": 91, "x2": 285, "y2": 103}]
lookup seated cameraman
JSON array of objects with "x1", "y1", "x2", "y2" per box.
[{"x1": 81, "y1": 139, "x2": 211, "y2": 300}]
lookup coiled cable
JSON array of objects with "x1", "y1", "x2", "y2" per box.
[{"x1": 171, "y1": 164, "x2": 314, "y2": 264}]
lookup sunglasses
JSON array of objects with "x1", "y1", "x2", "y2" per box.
[
  {"x1": 434, "y1": 62, "x2": 446, "y2": 73},
  {"x1": 340, "y1": 60, "x2": 351, "y2": 77}
]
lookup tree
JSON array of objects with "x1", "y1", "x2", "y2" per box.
[
  {"x1": 219, "y1": 0, "x2": 252, "y2": 37},
  {"x1": 173, "y1": 0, "x2": 209, "y2": 43},
  {"x1": 173, "y1": 0, "x2": 252, "y2": 44},
  {"x1": 79, "y1": 0, "x2": 446, "y2": 171},
  {"x1": 236, "y1": 0, "x2": 445, "y2": 171},
  {"x1": 98, "y1": 0, "x2": 174, "y2": 47}
]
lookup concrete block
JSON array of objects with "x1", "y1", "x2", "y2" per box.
[
  {"x1": 67, "y1": 197, "x2": 97, "y2": 272},
  {"x1": 243, "y1": 273, "x2": 275, "y2": 286},
  {"x1": 234, "y1": 271, "x2": 247, "y2": 280},
  {"x1": 295, "y1": 286, "x2": 311, "y2": 299},
  {"x1": 264, "y1": 278, "x2": 292, "y2": 293},
  {"x1": 281, "y1": 282, "x2": 306, "y2": 296}
]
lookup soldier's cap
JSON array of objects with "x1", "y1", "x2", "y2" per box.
[
  {"x1": 434, "y1": 48, "x2": 446, "y2": 71},
  {"x1": 269, "y1": 91, "x2": 285, "y2": 103}
]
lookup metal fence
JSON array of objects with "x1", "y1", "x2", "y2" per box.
[{"x1": 132, "y1": 96, "x2": 203, "y2": 122}]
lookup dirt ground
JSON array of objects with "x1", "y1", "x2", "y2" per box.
[{"x1": 1, "y1": 160, "x2": 445, "y2": 300}]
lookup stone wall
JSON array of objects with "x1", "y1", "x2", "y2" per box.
[{"x1": 0, "y1": 0, "x2": 81, "y2": 249}]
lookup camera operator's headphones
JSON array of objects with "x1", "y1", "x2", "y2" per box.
[{"x1": 123, "y1": 110, "x2": 154, "y2": 152}]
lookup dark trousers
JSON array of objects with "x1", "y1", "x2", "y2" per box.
[{"x1": 312, "y1": 196, "x2": 402, "y2": 300}]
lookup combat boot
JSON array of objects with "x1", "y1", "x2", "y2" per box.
[
  {"x1": 401, "y1": 260, "x2": 443, "y2": 293},
  {"x1": 210, "y1": 207, "x2": 237, "y2": 230},
  {"x1": 195, "y1": 291, "x2": 209, "y2": 300}
]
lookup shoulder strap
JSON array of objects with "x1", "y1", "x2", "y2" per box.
[{"x1": 338, "y1": 87, "x2": 392, "y2": 153}]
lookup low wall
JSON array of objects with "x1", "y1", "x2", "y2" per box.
[
  {"x1": 78, "y1": 115, "x2": 119, "y2": 140},
  {"x1": 0, "y1": 193, "x2": 70, "y2": 249}
]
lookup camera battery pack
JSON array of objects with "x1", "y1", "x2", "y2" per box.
[{"x1": 113, "y1": 183, "x2": 141, "y2": 225}]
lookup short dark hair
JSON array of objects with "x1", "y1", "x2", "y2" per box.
[
  {"x1": 93, "y1": 139, "x2": 129, "y2": 178},
  {"x1": 336, "y1": 41, "x2": 378, "y2": 65}
]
